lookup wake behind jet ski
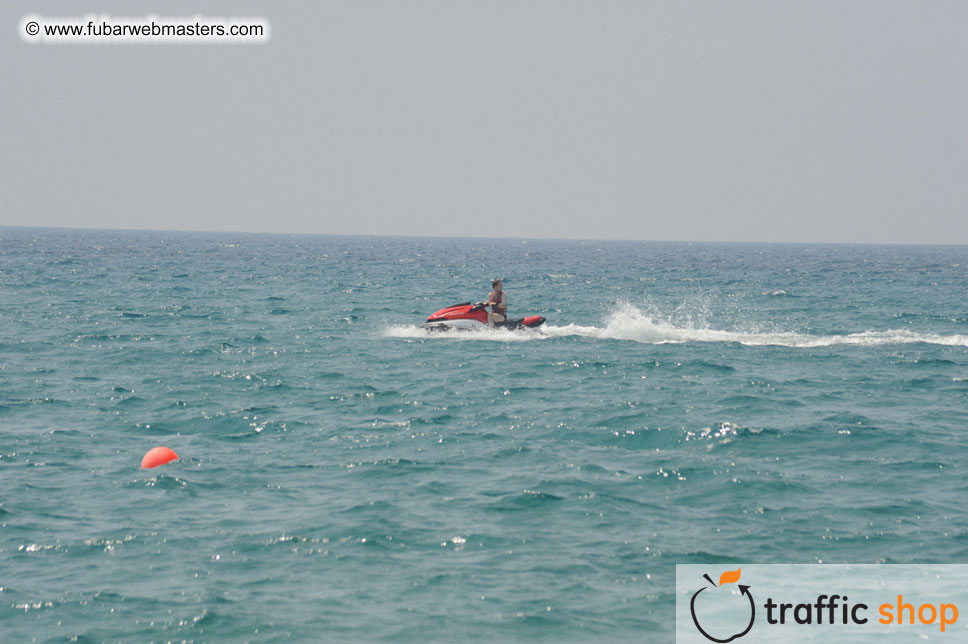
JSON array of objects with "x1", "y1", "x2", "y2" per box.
[{"x1": 421, "y1": 302, "x2": 546, "y2": 331}]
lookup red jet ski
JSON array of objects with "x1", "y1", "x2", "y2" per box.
[{"x1": 422, "y1": 302, "x2": 546, "y2": 332}]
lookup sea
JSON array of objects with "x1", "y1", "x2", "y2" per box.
[{"x1": 1, "y1": 227, "x2": 966, "y2": 642}]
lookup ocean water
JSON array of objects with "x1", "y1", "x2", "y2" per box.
[{"x1": 1, "y1": 228, "x2": 967, "y2": 643}]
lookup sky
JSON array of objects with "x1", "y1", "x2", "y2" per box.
[{"x1": 3, "y1": 1, "x2": 967, "y2": 243}]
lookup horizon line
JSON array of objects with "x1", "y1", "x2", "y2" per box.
[{"x1": 0, "y1": 223, "x2": 964, "y2": 248}]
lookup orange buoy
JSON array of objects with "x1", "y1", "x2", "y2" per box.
[{"x1": 141, "y1": 446, "x2": 178, "y2": 469}]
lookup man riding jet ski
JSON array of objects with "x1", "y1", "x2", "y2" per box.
[
  {"x1": 486, "y1": 279, "x2": 508, "y2": 325},
  {"x1": 421, "y1": 279, "x2": 546, "y2": 331}
]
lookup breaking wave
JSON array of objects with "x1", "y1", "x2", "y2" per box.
[
  {"x1": 386, "y1": 303, "x2": 968, "y2": 348},
  {"x1": 384, "y1": 324, "x2": 540, "y2": 343}
]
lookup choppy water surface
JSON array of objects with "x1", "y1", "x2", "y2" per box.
[{"x1": 2, "y1": 229, "x2": 967, "y2": 642}]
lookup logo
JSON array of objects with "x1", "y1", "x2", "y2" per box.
[
  {"x1": 679, "y1": 565, "x2": 968, "y2": 641},
  {"x1": 690, "y1": 568, "x2": 755, "y2": 643}
]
